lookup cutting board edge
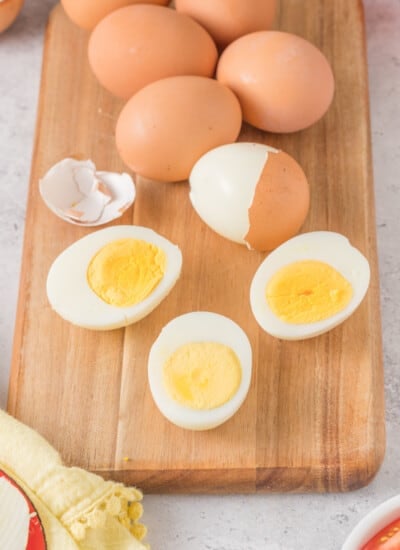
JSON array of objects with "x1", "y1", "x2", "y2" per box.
[
  {"x1": 94, "y1": 446, "x2": 386, "y2": 494},
  {"x1": 7, "y1": 9, "x2": 58, "y2": 416}
]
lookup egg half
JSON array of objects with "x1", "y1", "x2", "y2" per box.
[
  {"x1": 47, "y1": 225, "x2": 182, "y2": 330},
  {"x1": 250, "y1": 231, "x2": 370, "y2": 340},
  {"x1": 148, "y1": 312, "x2": 252, "y2": 430},
  {"x1": 189, "y1": 142, "x2": 309, "y2": 251}
]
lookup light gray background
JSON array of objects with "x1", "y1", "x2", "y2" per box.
[{"x1": 0, "y1": 1, "x2": 399, "y2": 548}]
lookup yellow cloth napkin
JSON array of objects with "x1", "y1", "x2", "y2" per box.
[{"x1": 0, "y1": 410, "x2": 148, "y2": 549}]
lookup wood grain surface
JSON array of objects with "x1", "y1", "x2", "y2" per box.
[{"x1": 8, "y1": 0, "x2": 385, "y2": 493}]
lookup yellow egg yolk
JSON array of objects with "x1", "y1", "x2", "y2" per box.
[
  {"x1": 163, "y1": 342, "x2": 242, "y2": 410},
  {"x1": 266, "y1": 260, "x2": 353, "y2": 324},
  {"x1": 87, "y1": 238, "x2": 166, "y2": 307}
]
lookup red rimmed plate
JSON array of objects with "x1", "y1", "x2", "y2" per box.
[{"x1": 0, "y1": 470, "x2": 46, "y2": 550}]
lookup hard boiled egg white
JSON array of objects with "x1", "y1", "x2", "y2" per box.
[
  {"x1": 148, "y1": 312, "x2": 252, "y2": 430},
  {"x1": 189, "y1": 142, "x2": 309, "y2": 251},
  {"x1": 47, "y1": 225, "x2": 182, "y2": 330},
  {"x1": 250, "y1": 231, "x2": 370, "y2": 340}
]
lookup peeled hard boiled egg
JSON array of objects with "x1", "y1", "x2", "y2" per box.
[
  {"x1": 250, "y1": 231, "x2": 370, "y2": 340},
  {"x1": 189, "y1": 142, "x2": 309, "y2": 251},
  {"x1": 61, "y1": 0, "x2": 170, "y2": 30},
  {"x1": 148, "y1": 312, "x2": 252, "y2": 430},
  {"x1": 217, "y1": 31, "x2": 335, "y2": 133},
  {"x1": 47, "y1": 225, "x2": 182, "y2": 330},
  {"x1": 88, "y1": 4, "x2": 218, "y2": 99},
  {"x1": 116, "y1": 76, "x2": 242, "y2": 182},
  {"x1": 175, "y1": 0, "x2": 277, "y2": 48}
]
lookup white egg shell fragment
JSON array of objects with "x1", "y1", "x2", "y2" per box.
[
  {"x1": 189, "y1": 142, "x2": 309, "y2": 251},
  {"x1": 148, "y1": 311, "x2": 253, "y2": 430},
  {"x1": 250, "y1": 231, "x2": 370, "y2": 340},
  {"x1": 39, "y1": 158, "x2": 135, "y2": 226},
  {"x1": 46, "y1": 225, "x2": 182, "y2": 330}
]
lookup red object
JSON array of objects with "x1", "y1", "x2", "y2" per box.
[
  {"x1": 0, "y1": 470, "x2": 46, "y2": 549},
  {"x1": 362, "y1": 518, "x2": 400, "y2": 549}
]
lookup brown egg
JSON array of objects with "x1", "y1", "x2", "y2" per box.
[
  {"x1": 115, "y1": 76, "x2": 242, "y2": 182},
  {"x1": 189, "y1": 143, "x2": 309, "y2": 251},
  {"x1": 217, "y1": 31, "x2": 335, "y2": 133},
  {"x1": 88, "y1": 4, "x2": 218, "y2": 99},
  {"x1": 245, "y1": 149, "x2": 309, "y2": 251},
  {"x1": 61, "y1": 0, "x2": 170, "y2": 30},
  {"x1": 175, "y1": 0, "x2": 277, "y2": 48},
  {"x1": 0, "y1": 0, "x2": 24, "y2": 33}
]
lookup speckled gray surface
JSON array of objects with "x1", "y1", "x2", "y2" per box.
[{"x1": 0, "y1": 1, "x2": 399, "y2": 549}]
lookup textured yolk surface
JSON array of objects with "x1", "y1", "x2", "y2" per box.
[
  {"x1": 87, "y1": 238, "x2": 166, "y2": 307},
  {"x1": 163, "y1": 342, "x2": 242, "y2": 410},
  {"x1": 266, "y1": 260, "x2": 353, "y2": 324}
]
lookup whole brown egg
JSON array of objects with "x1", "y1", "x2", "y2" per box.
[
  {"x1": 61, "y1": 0, "x2": 170, "y2": 30},
  {"x1": 0, "y1": 0, "x2": 24, "y2": 33},
  {"x1": 217, "y1": 31, "x2": 335, "y2": 133},
  {"x1": 88, "y1": 4, "x2": 218, "y2": 99},
  {"x1": 175, "y1": 0, "x2": 277, "y2": 48},
  {"x1": 115, "y1": 76, "x2": 242, "y2": 182}
]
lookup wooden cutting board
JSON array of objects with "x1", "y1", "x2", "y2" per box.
[{"x1": 8, "y1": 0, "x2": 385, "y2": 493}]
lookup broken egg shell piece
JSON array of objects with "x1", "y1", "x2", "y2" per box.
[{"x1": 39, "y1": 158, "x2": 136, "y2": 226}]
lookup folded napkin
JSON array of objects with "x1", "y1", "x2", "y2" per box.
[{"x1": 0, "y1": 410, "x2": 148, "y2": 549}]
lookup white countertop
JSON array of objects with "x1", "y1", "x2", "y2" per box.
[{"x1": 1, "y1": 1, "x2": 399, "y2": 548}]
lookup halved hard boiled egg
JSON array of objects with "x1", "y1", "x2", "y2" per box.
[
  {"x1": 47, "y1": 225, "x2": 182, "y2": 330},
  {"x1": 250, "y1": 231, "x2": 370, "y2": 340},
  {"x1": 189, "y1": 142, "x2": 309, "y2": 252},
  {"x1": 148, "y1": 312, "x2": 252, "y2": 430}
]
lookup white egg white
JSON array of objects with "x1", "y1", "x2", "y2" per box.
[
  {"x1": 250, "y1": 231, "x2": 371, "y2": 340},
  {"x1": 189, "y1": 142, "x2": 278, "y2": 244},
  {"x1": 148, "y1": 311, "x2": 252, "y2": 430},
  {"x1": 46, "y1": 225, "x2": 182, "y2": 330}
]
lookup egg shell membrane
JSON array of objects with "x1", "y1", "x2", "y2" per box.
[
  {"x1": 249, "y1": 231, "x2": 370, "y2": 340},
  {"x1": 148, "y1": 311, "x2": 252, "y2": 431},
  {"x1": 39, "y1": 158, "x2": 136, "y2": 227},
  {"x1": 245, "y1": 150, "x2": 310, "y2": 251},
  {"x1": 46, "y1": 225, "x2": 182, "y2": 330}
]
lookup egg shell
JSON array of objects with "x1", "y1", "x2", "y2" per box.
[
  {"x1": 39, "y1": 158, "x2": 136, "y2": 226},
  {"x1": 46, "y1": 225, "x2": 182, "y2": 330},
  {"x1": 175, "y1": 0, "x2": 277, "y2": 48},
  {"x1": 88, "y1": 4, "x2": 218, "y2": 99},
  {"x1": 61, "y1": 0, "x2": 170, "y2": 30},
  {"x1": 148, "y1": 312, "x2": 253, "y2": 431},
  {"x1": 189, "y1": 142, "x2": 309, "y2": 251},
  {"x1": 0, "y1": 0, "x2": 24, "y2": 33},
  {"x1": 115, "y1": 76, "x2": 242, "y2": 182},
  {"x1": 217, "y1": 31, "x2": 335, "y2": 133},
  {"x1": 249, "y1": 231, "x2": 370, "y2": 340}
]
